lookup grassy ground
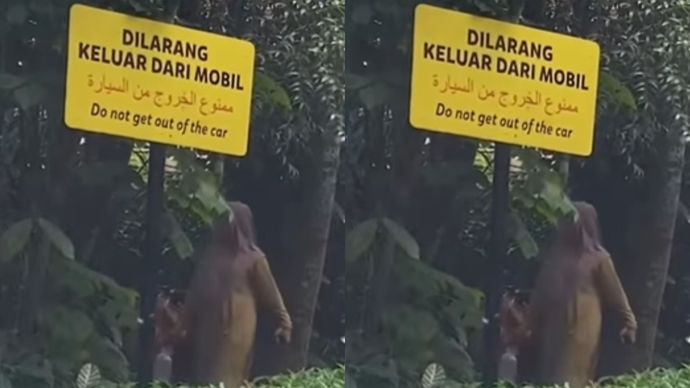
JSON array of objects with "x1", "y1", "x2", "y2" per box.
[
  {"x1": 74, "y1": 366, "x2": 345, "y2": 388},
  {"x1": 249, "y1": 367, "x2": 345, "y2": 387},
  {"x1": 416, "y1": 363, "x2": 690, "y2": 388},
  {"x1": 489, "y1": 366, "x2": 690, "y2": 388}
]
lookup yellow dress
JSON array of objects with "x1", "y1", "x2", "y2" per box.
[
  {"x1": 181, "y1": 256, "x2": 292, "y2": 388},
  {"x1": 530, "y1": 256, "x2": 636, "y2": 388}
]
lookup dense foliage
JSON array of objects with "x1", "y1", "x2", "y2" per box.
[
  {"x1": 344, "y1": 0, "x2": 689, "y2": 386},
  {"x1": 413, "y1": 363, "x2": 690, "y2": 388},
  {"x1": 0, "y1": 0, "x2": 344, "y2": 386},
  {"x1": 67, "y1": 364, "x2": 345, "y2": 388}
]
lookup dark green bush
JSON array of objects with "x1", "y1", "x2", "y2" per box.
[{"x1": 72, "y1": 364, "x2": 345, "y2": 388}]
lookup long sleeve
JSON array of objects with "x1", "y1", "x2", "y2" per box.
[
  {"x1": 252, "y1": 257, "x2": 292, "y2": 332},
  {"x1": 595, "y1": 256, "x2": 637, "y2": 331}
]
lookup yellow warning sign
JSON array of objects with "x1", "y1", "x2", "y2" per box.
[
  {"x1": 409, "y1": 4, "x2": 600, "y2": 156},
  {"x1": 65, "y1": 4, "x2": 255, "y2": 156}
]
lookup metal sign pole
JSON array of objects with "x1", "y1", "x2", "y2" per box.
[
  {"x1": 482, "y1": 143, "x2": 511, "y2": 386},
  {"x1": 137, "y1": 2, "x2": 179, "y2": 384},
  {"x1": 482, "y1": 4, "x2": 524, "y2": 385},
  {"x1": 137, "y1": 143, "x2": 166, "y2": 384}
]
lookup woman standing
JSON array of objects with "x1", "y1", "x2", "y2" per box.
[
  {"x1": 178, "y1": 201, "x2": 292, "y2": 388},
  {"x1": 527, "y1": 202, "x2": 636, "y2": 387}
]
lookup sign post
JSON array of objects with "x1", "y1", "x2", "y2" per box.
[
  {"x1": 409, "y1": 4, "x2": 600, "y2": 385},
  {"x1": 139, "y1": 142, "x2": 165, "y2": 383},
  {"x1": 65, "y1": 3, "x2": 255, "y2": 383}
]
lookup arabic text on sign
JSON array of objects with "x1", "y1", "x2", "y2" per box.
[
  {"x1": 433, "y1": 75, "x2": 580, "y2": 116},
  {"x1": 87, "y1": 73, "x2": 235, "y2": 116}
]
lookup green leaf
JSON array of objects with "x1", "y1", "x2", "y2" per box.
[
  {"x1": 381, "y1": 218, "x2": 420, "y2": 259},
  {"x1": 164, "y1": 212, "x2": 194, "y2": 259},
  {"x1": 37, "y1": 218, "x2": 75, "y2": 260},
  {"x1": 540, "y1": 175, "x2": 566, "y2": 211},
  {"x1": 76, "y1": 364, "x2": 101, "y2": 388},
  {"x1": 430, "y1": 335, "x2": 475, "y2": 382},
  {"x1": 255, "y1": 72, "x2": 292, "y2": 112},
  {"x1": 0, "y1": 218, "x2": 34, "y2": 263},
  {"x1": 509, "y1": 212, "x2": 539, "y2": 259},
  {"x1": 0, "y1": 73, "x2": 23, "y2": 90},
  {"x1": 10, "y1": 357, "x2": 53, "y2": 385},
  {"x1": 346, "y1": 219, "x2": 379, "y2": 263},
  {"x1": 421, "y1": 363, "x2": 446, "y2": 388},
  {"x1": 86, "y1": 337, "x2": 129, "y2": 382},
  {"x1": 191, "y1": 172, "x2": 229, "y2": 216},
  {"x1": 39, "y1": 306, "x2": 94, "y2": 343},
  {"x1": 189, "y1": 199, "x2": 215, "y2": 225},
  {"x1": 382, "y1": 305, "x2": 438, "y2": 344},
  {"x1": 600, "y1": 71, "x2": 637, "y2": 112},
  {"x1": 6, "y1": 3, "x2": 28, "y2": 25}
]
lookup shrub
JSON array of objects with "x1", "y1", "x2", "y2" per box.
[
  {"x1": 74, "y1": 364, "x2": 345, "y2": 388},
  {"x1": 419, "y1": 363, "x2": 690, "y2": 388}
]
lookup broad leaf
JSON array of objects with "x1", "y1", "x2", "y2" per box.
[
  {"x1": 255, "y1": 72, "x2": 292, "y2": 112},
  {"x1": 421, "y1": 363, "x2": 446, "y2": 388},
  {"x1": 600, "y1": 71, "x2": 637, "y2": 112},
  {"x1": 54, "y1": 259, "x2": 139, "y2": 322},
  {"x1": 10, "y1": 357, "x2": 53, "y2": 385},
  {"x1": 38, "y1": 218, "x2": 75, "y2": 260},
  {"x1": 189, "y1": 199, "x2": 215, "y2": 225},
  {"x1": 164, "y1": 212, "x2": 194, "y2": 259},
  {"x1": 381, "y1": 218, "x2": 420, "y2": 259},
  {"x1": 353, "y1": 357, "x2": 399, "y2": 387},
  {"x1": 76, "y1": 364, "x2": 101, "y2": 388},
  {"x1": 346, "y1": 219, "x2": 379, "y2": 263},
  {"x1": 0, "y1": 218, "x2": 34, "y2": 263},
  {"x1": 382, "y1": 305, "x2": 439, "y2": 345},
  {"x1": 508, "y1": 212, "x2": 539, "y2": 259},
  {"x1": 539, "y1": 174, "x2": 570, "y2": 215},
  {"x1": 39, "y1": 306, "x2": 95, "y2": 343},
  {"x1": 194, "y1": 173, "x2": 230, "y2": 215},
  {"x1": 87, "y1": 336, "x2": 129, "y2": 382}
]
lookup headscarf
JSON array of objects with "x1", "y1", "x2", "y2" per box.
[
  {"x1": 552, "y1": 202, "x2": 607, "y2": 256},
  {"x1": 207, "y1": 201, "x2": 264, "y2": 258}
]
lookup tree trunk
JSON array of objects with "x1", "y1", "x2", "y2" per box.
[
  {"x1": 600, "y1": 127, "x2": 686, "y2": 374},
  {"x1": 258, "y1": 125, "x2": 342, "y2": 373}
]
